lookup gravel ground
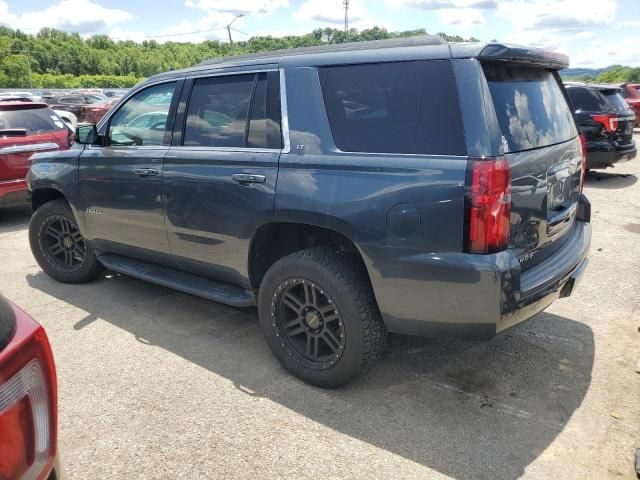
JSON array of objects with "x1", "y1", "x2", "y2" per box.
[{"x1": 0, "y1": 138, "x2": 639, "y2": 480}]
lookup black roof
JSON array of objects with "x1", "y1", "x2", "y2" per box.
[
  {"x1": 142, "y1": 36, "x2": 570, "y2": 85},
  {"x1": 197, "y1": 35, "x2": 446, "y2": 67}
]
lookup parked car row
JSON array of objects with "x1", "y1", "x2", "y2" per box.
[
  {"x1": 0, "y1": 89, "x2": 126, "y2": 125},
  {"x1": 3, "y1": 35, "x2": 633, "y2": 478}
]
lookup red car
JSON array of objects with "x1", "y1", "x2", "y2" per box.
[
  {"x1": 619, "y1": 83, "x2": 640, "y2": 124},
  {"x1": 0, "y1": 102, "x2": 72, "y2": 208},
  {"x1": 51, "y1": 94, "x2": 114, "y2": 124},
  {"x1": 0, "y1": 294, "x2": 62, "y2": 479}
]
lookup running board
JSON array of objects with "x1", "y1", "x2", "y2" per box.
[{"x1": 97, "y1": 254, "x2": 256, "y2": 308}]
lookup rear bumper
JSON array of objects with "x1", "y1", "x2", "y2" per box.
[
  {"x1": 586, "y1": 141, "x2": 636, "y2": 169},
  {"x1": 0, "y1": 177, "x2": 28, "y2": 207},
  {"x1": 367, "y1": 197, "x2": 592, "y2": 339}
]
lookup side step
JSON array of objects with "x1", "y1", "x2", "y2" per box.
[{"x1": 97, "y1": 254, "x2": 256, "y2": 308}]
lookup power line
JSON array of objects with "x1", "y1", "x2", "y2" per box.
[{"x1": 111, "y1": 26, "x2": 227, "y2": 40}]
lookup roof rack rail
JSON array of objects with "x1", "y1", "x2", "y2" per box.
[{"x1": 197, "y1": 35, "x2": 447, "y2": 67}]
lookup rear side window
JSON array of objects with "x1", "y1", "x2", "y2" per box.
[
  {"x1": 602, "y1": 91, "x2": 629, "y2": 112},
  {"x1": 567, "y1": 88, "x2": 608, "y2": 112},
  {"x1": 0, "y1": 107, "x2": 66, "y2": 134},
  {"x1": 484, "y1": 65, "x2": 577, "y2": 153},
  {"x1": 248, "y1": 72, "x2": 283, "y2": 149},
  {"x1": 184, "y1": 72, "x2": 282, "y2": 149},
  {"x1": 319, "y1": 60, "x2": 466, "y2": 155}
]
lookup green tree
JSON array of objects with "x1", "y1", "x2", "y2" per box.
[{"x1": 1, "y1": 54, "x2": 32, "y2": 87}]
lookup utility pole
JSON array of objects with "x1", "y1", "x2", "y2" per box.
[
  {"x1": 344, "y1": 0, "x2": 349, "y2": 37},
  {"x1": 226, "y1": 14, "x2": 244, "y2": 45}
]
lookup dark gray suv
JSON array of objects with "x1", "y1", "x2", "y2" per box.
[{"x1": 27, "y1": 37, "x2": 591, "y2": 387}]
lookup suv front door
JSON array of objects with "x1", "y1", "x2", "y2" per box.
[
  {"x1": 163, "y1": 70, "x2": 283, "y2": 288},
  {"x1": 79, "y1": 80, "x2": 182, "y2": 265}
]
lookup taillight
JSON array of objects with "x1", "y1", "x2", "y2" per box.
[
  {"x1": 579, "y1": 134, "x2": 587, "y2": 192},
  {"x1": 0, "y1": 305, "x2": 57, "y2": 480},
  {"x1": 590, "y1": 114, "x2": 618, "y2": 133},
  {"x1": 465, "y1": 156, "x2": 512, "y2": 254}
]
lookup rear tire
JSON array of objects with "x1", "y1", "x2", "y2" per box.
[
  {"x1": 258, "y1": 247, "x2": 386, "y2": 388},
  {"x1": 29, "y1": 199, "x2": 103, "y2": 284}
]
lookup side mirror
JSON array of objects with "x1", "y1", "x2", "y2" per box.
[{"x1": 75, "y1": 124, "x2": 101, "y2": 145}]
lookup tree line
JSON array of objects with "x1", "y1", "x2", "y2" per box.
[
  {"x1": 563, "y1": 66, "x2": 640, "y2": 84},
  {"x1": 0, "y1": 26, "x2": 479, "y2": 88}
]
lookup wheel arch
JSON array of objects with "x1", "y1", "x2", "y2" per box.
[
  {"x1": 248, "y1": 221, "x2": 372, "y2": 291},
  {"x1": 31, "y1": 187, "x2": 67, "y2": 211}
]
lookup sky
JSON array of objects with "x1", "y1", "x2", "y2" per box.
[{"x1": 1, "y1": 0, "x2": 639, "y2": 68}]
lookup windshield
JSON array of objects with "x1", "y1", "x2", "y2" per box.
[
  {"x1": 602, "y1": 91, "x2": 630, "y2": 112},
  {"x1": 484, "y1": 64, "x2": 577, "y2": 153},
  {"x1": 0, "y1": 107, "x2": 66, "y2": 134}
]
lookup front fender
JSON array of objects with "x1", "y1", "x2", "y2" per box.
[{"x1": 28, "y1": 146, "x2": 86, "y2": 233}]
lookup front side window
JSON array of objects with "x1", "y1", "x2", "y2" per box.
[
  {"x1": 108, "y1": 82, "x2": 176, "y2": 146},
  {"x1": 183, "y1": 72, "x2": 282, "y2": 149},
  {"x1": 319, "y1": 60, "x2": 466, "y2": 155}
]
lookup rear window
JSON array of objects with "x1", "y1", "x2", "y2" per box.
[
  {"x1": 602, "y1": 91, "x2": 629, "y2": 112},
  {"x1": 0, "y1": 107, "x2": 66, "y2": 134},
  {"x1": 567, "y1": 88, "x2": 608, "y2": 112},
  {"x1": 484, "y1": 65, "x2": 577, "y2": 153},
  {"x1": 319, "y1": 60, "x2": 466, "y2": 155}
]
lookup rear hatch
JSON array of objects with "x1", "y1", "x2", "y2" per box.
[
  {"x1": 0, "y1": 104, "x2": 69, "y2": 181},
  {"x1": 482, "y1": 63, "x2": 581, "y2": 271},
  {"x1": 599, "y1": 88, "x2": 635, "y2": 145}
]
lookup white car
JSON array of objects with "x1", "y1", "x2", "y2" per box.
[{"x1": 54, "y1": 109, "x2": 77, "y2": 130}]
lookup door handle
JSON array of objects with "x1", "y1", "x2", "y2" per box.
[
  {"x1": 232, "y1": 173, "x2": 266, "y2": 184},
  {"x1": 133, "y1": 168, "x2": 159, "y2": 177}
]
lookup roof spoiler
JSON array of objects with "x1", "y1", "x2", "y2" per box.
[{"x1": 478, "y1": 44, "x2": 569, "y2": 70}]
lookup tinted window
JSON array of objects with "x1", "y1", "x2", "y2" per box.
[
  {"x1": 0, "y1": 107, "x2": 66, "y2": 133},
  {"x1": 184, "y1": 74, "x2": 254, "y2": 148},
  {"x1": 484, "y1": 65, "x2": 577, "y2": 152},
  {"x1": 109, "y1": 82, "x2": 176, "y2": 146},
  {"x1": 319, "y1": 61, "x2": 465, "y2": 155},
  {"x1": 567, "y1": 88, "x2": 607, "y2": 111},
  {"x1": 248, "y1": 72, "x2": 283, "y2": 149},
  {"x1": 602, "y1": 91, "x2": 629, "y2": 112}
]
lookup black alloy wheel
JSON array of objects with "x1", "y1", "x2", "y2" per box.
[
  {"x1": 30, "y1": 199, "x2": 103, "y2": 284},
  {"x1": 41, "y1": 215, "x2": 87, "y2": 272},
  {"x1": 272, "y1": 278, "x2": 346, "y2": 370}
]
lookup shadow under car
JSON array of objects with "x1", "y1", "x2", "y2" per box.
[{"x1": 27, "y1": 270, "x2": 594, "y2": 480}]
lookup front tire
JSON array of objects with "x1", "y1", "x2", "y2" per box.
[
  {"x1": 29, "y1": 199, "x2": 103, "y2": 283},
  {"x1": 258, "y1": 247, "x2": 386, "y2": 388}
]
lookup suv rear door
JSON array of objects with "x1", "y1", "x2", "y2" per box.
[
  {"x1": 481, "y1": 63, "x2": 581, "y2": 270},
  {"x1": 163, "y1": 69, "x2": 283, "y2": 287}
]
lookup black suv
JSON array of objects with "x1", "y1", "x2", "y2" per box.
[
  {"x1": 564, "y1": 82, "x2": 636, "y2": 169},
  {"x1": 27, "y1": 37, "x2": 591, "y2": 387}
]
